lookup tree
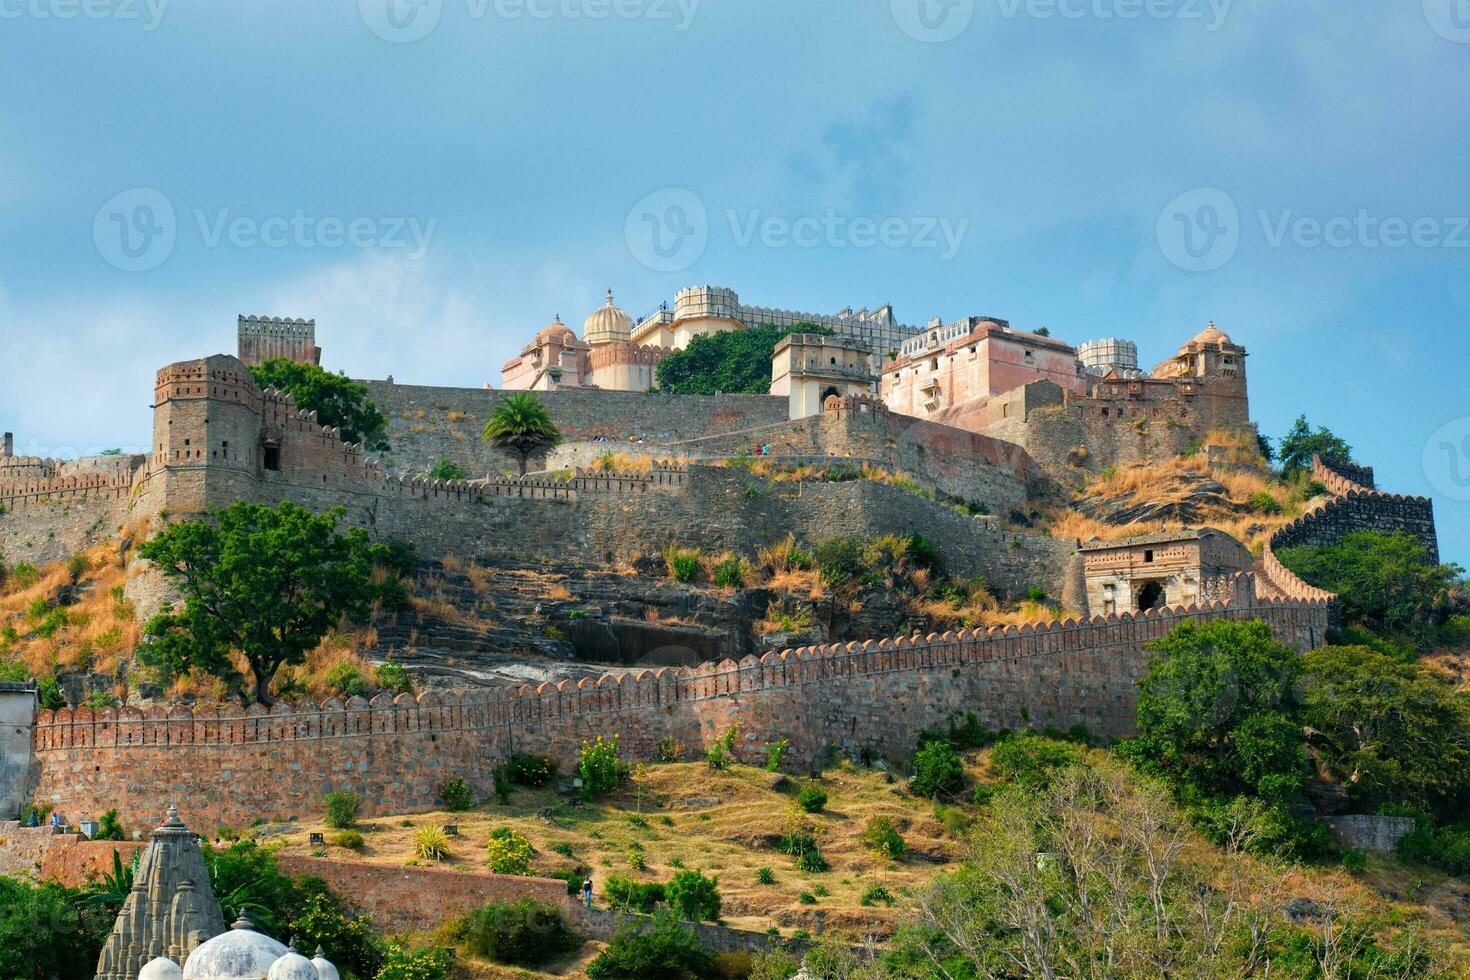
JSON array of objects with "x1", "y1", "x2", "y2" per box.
[
  {"x1": 1277, "y1": 530, "x2": 1463, "y2": 650},
  {"x1": 250, "y1": 359, "x2": 389, "y2": 451},
  {"x1": 139, "y1": 502, "x2": 403, "y2": 705},
  {"x1": 1276, "y1": 414, "x2": 1351, "y2": 479},
  {"x1": 481, "y1": 393, "x2": 563, "y2": 477},
  {"x1": 423, "y1": 459, "x2": 467, "y2": 482},
  {"x1": 1302, "y1": 645, "x2": 1470, "y2": 820},
  {"x1": 1122, "y1": 619, "x2": 1308, "y2": 804},
  {"x1": 655, "y1": 323, "x2": 832, "y2": 395}
]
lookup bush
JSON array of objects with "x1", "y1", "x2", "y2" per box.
[
  {"x1": 813, "y1": 538, "x2": 865, "y2": 589},
  {"x1": 415, "y1": 826, "x2": 450, "y2": 861},
  {"x1": 376, "y1": 940, "x2": 452, "y2": 980},
  {"x1": 1399, "y1": 822, "x2": 1470, "y2": 875},
  {"x1": 989, "y1": 733, "x2": 1085, "y2": 791},
  {"x1": 665, "y1": 545, "x2": 702, "y2": 583},
  {"x1": 1341, "y1": 849, "x2": 1368, "y2": 873},
  {"x1": 860, "y1": 816, "x2": 906, "y2": 860},
  {"x1": 666, "y1": 868, "x2": 722, "y2": 922},
  {"x1": 456, "y1": 897, "x2": 579, "y2": 967},
  {"x1": 755, "y1": 866, "x2": 775, "y2": 885},
  {"x1": 579, "y1": 735, "x2": 627, "y2": 799},
  {"x1": 486, "y1": 827, "x2": 534, "y2": 875},
  {"x1": 765, "y1": 739, "x2": 789, "y2": 772},
  {"x1": 604, "y1": 875, "x2": 666, "y2": 913},
  {"x1": 588, "y1": 914, "x2": 715, "y2": 980},
  {"x1": 1249, "y1": 490, "x2": 1283, "y2": 515},
  {"x1": 323, "y1": 660, "x2": 368, "y2": 698},
  {"x1": 323, "y1": 791, "x2": 361, "y2": 829},
  {"x1": 94, "y1": 808, "x2": 125, "y2": 841},
  {"x1": 331, "y1": 830, "x2": 365, "y2": 850},
  {"x1": 438, "y1": 777, "x2": 475, "y2": 812},
  {"x1": 706, "y1": 726, "x2": 740, "y2": 771},
  {"x1": 0, "y1": 876, "x2": 110, "y2": 979},
  {"x1": 860, "y1": 884, "x2": 894, "y2": 907},
  {"x1": 655, "y1": 322, "x2": 831, "y2": 396},
  {"x1": 795, "y1": 849, "x2": 829, "y2": 873},
  {"x1": 911, "y1": 740, "x2": 965, "y2": 799},
  {"x1": 712, "y1": 554, "x2": 746, "y2": 589},
  {"x1": 376, "y1": 660, "x2": 413, "y2": 694},
  {"x1": 796, "y1": 785, "x2": 828, "y2": 813},
  {"x1": 506, "y1": 753, "x2": 559, "y2": 787}
]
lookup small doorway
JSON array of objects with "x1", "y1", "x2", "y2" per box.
[{"x1": 1136, "y1": 580, "x2": 1166, "y2": 611}]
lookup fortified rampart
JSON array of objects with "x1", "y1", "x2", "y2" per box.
[
  {"x1": 1260, "y1": 455, "x2": 1438, "y2": 603},
  {"x1": 0, "y1": 454, "x2": 145, "y2": 565},
  {"x1": 28, "y1": 583, "x2": 1330, "y2": 829},
  {"x1": 362, "y1": 380, "x2": 790, "y2": 478}
]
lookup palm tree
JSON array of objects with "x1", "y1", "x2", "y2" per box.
[{"x1": 481, "y1": 392, "x2": 563, "y2": 476}]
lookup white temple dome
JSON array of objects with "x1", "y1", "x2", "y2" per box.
[
  {"x1": 583, "y1": 289, "x2": 632, "y2": 345},
  {"x1": 182, "y1": 917, "x2": 288, "y2": 980},
  {"x1": 311, "y1": 947, "x2": 343, "y2": 980},
  {"x1": 139, "y1": 957, "x2": 184, "y2": 980},
  {"x1": 266, "y1": 943, "x2": 319, "y2": 980}
]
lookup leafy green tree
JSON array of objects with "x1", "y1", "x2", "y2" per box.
[
  {"x1": 250, "y1": 359, "x2": 389, "y2": 450},
  {"x1": 1278, "y1": 531, "x2": 1463, "y2": 650},
  {"x1": 1302, "y1": 645, "x2": 1470, "y2": 820},
  {"x1": 1276, "y1": 414, "x2": 1352, "y2": 479},
  {"x1": 586, "y1": 913, "x2": 713, "y2": 980},
  {"x1": 139, "y1": 502, "x2": 403, "y2": 705},
  {"x1": 665, "y1": 868, "x2": 722, "y2": 922},
  {"x1": 1122, "y1": 619, "x2": 1308, "y2": 804},
  {"x1": 911, "y1": 739, "x2": 965, "y2": 799},
  {"x1": 453, "y1": 897, "x2": 579, "y2": 967},
  {"x1": 481, "y1": 393, "x2": 563, "y2": 476},
  {"x1": 0, "y1": 876, "x2": 111, "y2": 978},
  {"x1": 655, "y1": 323, "x2": 832, "y2": 395}
]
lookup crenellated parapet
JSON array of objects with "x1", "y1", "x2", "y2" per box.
[{"x1": 1260, "y1": 455, "x2": 1437, "y2": 603}]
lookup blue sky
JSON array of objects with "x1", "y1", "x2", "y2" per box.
[{"x1": 1, "y1": 0, "x2": 1467, "y2": 564}]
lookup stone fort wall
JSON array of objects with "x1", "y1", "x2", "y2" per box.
[
  {"x1": 0, "y1": 455, "x2": 145, "y2": 566},
  {"x1": 28, "y1": 584, "x2": 1330, "y2": 829},
  {"x1": 361, "y1": 380, "x2": 791, "y2": 478},
  {"x1": 1260, "y1": 455, "x2": 1438, "y2": 602}
]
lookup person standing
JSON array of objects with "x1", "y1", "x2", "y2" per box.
[{"x1": 582, "y1": 874, "x2": 594, "y2": 909}]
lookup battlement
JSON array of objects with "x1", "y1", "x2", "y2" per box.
[{"x1": 237, "y1": 314, "x2": 321, "y2": 367}]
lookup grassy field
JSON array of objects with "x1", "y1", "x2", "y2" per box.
[{"x1": 266, "y1": 759, "x2": 957, "y2": 938}]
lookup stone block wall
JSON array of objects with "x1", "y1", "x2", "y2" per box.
[
  {"x1": 0, "y1": 457, "x2": 142, "y2": 566},
  {"x1": 1320, "y1": 815, "x2": 1417, "y2": 853},
  {"x1": 362, "y1": 381, "x2": 790, "y2": 478},
  {"x1": 28, "y1": 587, "x2": 1330, "y2": 830}
]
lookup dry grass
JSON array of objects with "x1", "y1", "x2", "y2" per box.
[
  {"x1": 755, "y1": 536, "x2": 823, "y2": 599},
  {"x1": 0, "y1": 538, "x2": 141, "y2": 684},
  {"x1": 543, "y1": 585, "x2": 574, "y2": 603},
  {"x1": 265, "y1": 760, "x2": 956, "y2": 937}
]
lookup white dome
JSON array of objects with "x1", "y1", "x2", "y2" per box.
[
  {"x1": 182, "y1": 917, "x2": 288, "y2": 980},
  {"x1": 583, "y1": 289, "x2": 632, "y2": 345},
  {"x1": 266, "y1": 944, "x2": 318, "y2": 980},
  {"x1": 140, "y1": 956, "x2": 184, "y2": 980},
  {"x1": 311, "y1": 947, "x2": 343, "y2": 980}
]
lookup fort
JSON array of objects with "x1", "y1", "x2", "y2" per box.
[{"x1": 0, "y1": 298, "x2": 1442, "y2": 831}]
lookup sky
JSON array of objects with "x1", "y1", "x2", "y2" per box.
[{"x1": 0, "y1": 0, "x2": 1467, "y2": 564}]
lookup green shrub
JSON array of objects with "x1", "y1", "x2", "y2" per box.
[
  {"x1": 375, "y1": 940, "x2": 452, "y2": 980},
  {"x1": 579, "y1": 735, "x2": 627, "y2": 799},
  {"x1": 665, "y1": 545, "x2": 702, "y2": 583},
  {"x1": 665, "y1": 868, "x2": 722, "y2": 922},
  {"x1": 415, "y1": 826, "x2": 450, "y2": 861},
  {"x1": 1250, "y1": 491, "x2": 1284, "y2": 515},
  {"x1": 1341, "y1": 849, "x2": 1367, "y2": 873},
  {"x1": 604, "y1": 875, "x2": 666, "y2": 913},
  {"x1": 813, "y1": 538, "x2": 864, "y2": 588},
  {"x1": 550, "y1": 869, "x2": 587, "y2": 895},
  {"x1": 795, "y1": 849, "x2": 829, "y2": 873},
  {"x1": 798, "y1": 890, "x2": 816, "y2": 905},
  {"x1": 376, "y1": 660, "x2": 413, "y2": 694},
  {"x1": 94, "y1": 808, "x2": 125, "y2": 841},
  {"x1": 323, "y1": 791, "x2": 361, "y2": 829},
  {"x1": 859, "y1": 816, "x2": 906, "y2": 860},
  {"x1": 36, "y1": 676, "x2": 64, "y2": 710},
  {"x1": 765, "y1": 738, "x2": 789, "y2": 772},
  {"x1": 911, "y1": 740, "x2": 965, "y2": 799},
  {"x1": 485, "y1": 827, "x2": 534, "y2": 875},
  {"x1": 331, "y1": 829, "x2": 365, "y2": 850},
  {"x1": 424, "y1": 459, "x2": 467, "y2": 482},
  {"x1": 860, "y1": 884, "x2": 894, "y2": 907},
  {"x1": 755, "y1": 866, "x2": 775, "y2": 885},
  {"x1": 796, "y1": 785, "x2": 827, "y2": 813},
  {"x1": 455, "y1": 897, "x2": 579, "y2": 967},
  {"x1": 322, "y1": 660, "x2": 367, "y2": 698},
  {"x1": 438, "y1": 777, "x2": 475, "y2": 812},
  {"x1": 1398, "y1": 822, "x2": 1470, "y2": 875},
  {"x1": 712, "y1": 554, "x2": 746, "y2": 589},
  {"x1": 989, "y1": 733, "x2": 1085, "y2": 790},
  {"x1": 706, "y1": 726, "x2": 740, "y2": 771},
  {"x1": 586, "y1": 913, "x2": 714, "y2": 980},
  {"x1": 507, "y1": 753, "x2": 559, "y2": 787}
]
